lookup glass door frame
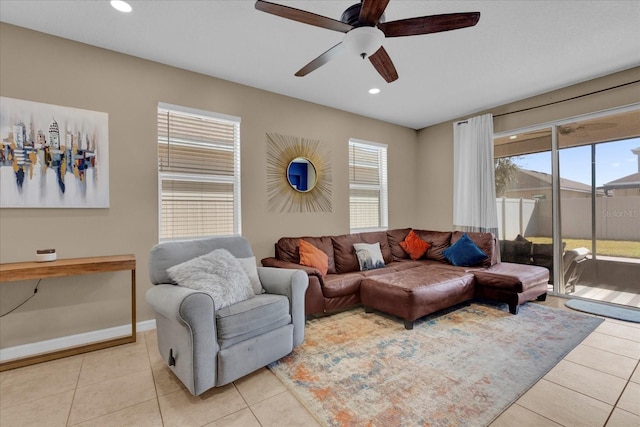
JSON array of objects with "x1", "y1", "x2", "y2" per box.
[{"x1": 494, "y1": 102, "x2": 640, "y2": 295}]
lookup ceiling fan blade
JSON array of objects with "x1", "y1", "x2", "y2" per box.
[
  {"x1": 255, "y1": 0, "x2": 353, "y2": 33},
  {"x1": 378, "y1": 12, "x2": 480, "y2": 37},
  {"x1": 369, "y1": 47, "x2": 398, "y2": 83},
  {"x1": 359, "y1": 0, "x2": 390, "y2": 26},
  {"x1": 295, "y1": 42, "x2": 345, "y2": 77}
]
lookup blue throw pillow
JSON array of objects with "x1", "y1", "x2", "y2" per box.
[{"x1": 442, "y1": 233, "x2": 488, "y2": 267}]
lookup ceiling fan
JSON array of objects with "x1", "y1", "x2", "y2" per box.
[
  {"x1": 254, "y1": 0, "x2": 480, "y2": 83},
  {"x1": 557, "y1": 123, "x2": 616, "y2": 136}
]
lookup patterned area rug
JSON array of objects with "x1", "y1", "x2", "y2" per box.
[{"x1": 269, "y1": 302, "x2": 603, "y2": 427}]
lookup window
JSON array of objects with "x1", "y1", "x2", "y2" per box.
[
  {"x1": 349, "y1": 139, "x2": 388, "y2": 231},
  {"x1": 157, "y1": 103, "x2": 241, "y2": 240}
]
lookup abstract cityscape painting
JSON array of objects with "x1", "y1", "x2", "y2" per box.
[{"x1": 0, "y1": 97, "x2": 109, "y2": 208}]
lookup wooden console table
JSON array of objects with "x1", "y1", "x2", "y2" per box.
[{"x1": 0, "y1": 254, "x2": 136, "y2": 371}]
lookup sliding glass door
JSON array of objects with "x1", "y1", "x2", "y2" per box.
[
  {"x1": 558, "y1": 110, "x2": 640, "y2": 306},
  {"x1": 495, "y1": 106, "x2": 640, "y2": 307},
  {"x1": 494, "y1": 128, "x2": 555, "y2": 288}
]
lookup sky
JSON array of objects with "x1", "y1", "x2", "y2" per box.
[{"x1": 512, "y1": 137, "x2": 640, "y2": 187}]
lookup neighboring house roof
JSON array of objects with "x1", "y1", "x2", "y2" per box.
[
  {"x1": 601, "y1": 146, "x2": 640, "y2": 190},
  {"x1": 602, "y1": 172, "x2": 640, "y2": 189},
  {"x1": 509, "y1": 169, "x2": 602, "y2": 194}
]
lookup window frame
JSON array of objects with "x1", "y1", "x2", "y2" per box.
[
  {"x1": 157, "y1": 102, "x2": 241, "y2": 241},
  {"x1": 348, "y1": 138, "x2": 389, "y2": 233}
]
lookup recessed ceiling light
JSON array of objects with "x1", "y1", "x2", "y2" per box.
[
  {"x1": 111, "y1": 0, "x2": 132, "y2": 13},
  {"x1": 509, "y1": 135, "x2": 517, "y2": 140},
  {"x1": 369, "y1": 88, "x2": 380, "y2": 95}
]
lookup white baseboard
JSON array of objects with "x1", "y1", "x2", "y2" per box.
[{"x1": 0, "y1": 319, "x2": 156, "y2": 362}]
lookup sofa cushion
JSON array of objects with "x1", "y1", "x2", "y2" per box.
[
  {"x1": 500, "y1": 240, "x2": 532, "y2": 265},
  {"x1": 354, "y1": 242, "x2": 386, "y2": 271},
  {"x1": 387, "y1": 260, "x2": 424, "y2": 271},
  {"x1": 473, "y1": 262, "x2": 549, "y2": 293},
  {"x1": 399, "y1": 230, "x2": 431, "y2": 260},
  {"x1": 532, "y1": 243, "x2": 553, "y2": 257},
  {"x1": 413, "y1": 230, "x2": 452, "y2": 263},
  {"x1": 168, "y1": 249, "x2": 254, "y2": 310},
  {"x1": 451, "y1": 231, "x2": 497, "y2": 267},
  {"x1": 299, "y1": 239, "x2": 329, "y2": 276},
  {"x1": 216, "y1": 294, "x2": 291, "y2": 349},
  {"x1": 331, "y1": 231, "x2": 392, "y2": 274},
  {"x1": 322, "y1": 272, "x2": 365, "y2": 298},
  {"x1": 523, "y1": 241, "x2": 564, "y2": 283},
  {"x1": 443, "y1": 233, "x2": 488, "y2": 267},
  {"x1": 275, "y1": 236, "x2": 336, "y2": 274},
  {"x1": 387, "y1": 228, "x2": 412, "y2": 260},
  {"x1": 360, "y1": 266, "x2": 397, "y2": 277},
  {"x1": 532, "y1": 241, "x2": 565, "y2": 264}
]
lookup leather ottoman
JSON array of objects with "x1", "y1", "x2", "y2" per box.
[
  {"x1": 473, "y1": 262, "x2": 549, "y2": 314},
  {"x1": 360, "y1": 265, "x2": 475, "y2": 329}
]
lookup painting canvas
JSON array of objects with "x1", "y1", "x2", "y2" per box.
[{"x1": 0, "y1": 97, "x2": 109, "y2": 208}]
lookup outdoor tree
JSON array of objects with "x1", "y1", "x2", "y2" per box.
[{"x1": 494, "y1": 157, "x2": 520, "y2": 197}]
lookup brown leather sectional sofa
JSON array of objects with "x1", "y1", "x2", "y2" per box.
[{"x1": 261, "y1": 228, "x2": 549, "y2": 329}]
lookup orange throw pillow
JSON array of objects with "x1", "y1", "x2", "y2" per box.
[
  {"x1": 399, "y1": 230, "x2": 431, "y2": 260},
  {"x1": 299, "y1": 239, "x2": 329, "y2": 276}
]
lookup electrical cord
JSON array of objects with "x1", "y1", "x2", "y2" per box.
[{"x1": 0, "y1": 279, "x2": 42, "y2": 317}]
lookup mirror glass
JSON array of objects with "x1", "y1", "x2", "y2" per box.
[{"x1": 287, "y1": 157, "x2": 318, "y2": 192}]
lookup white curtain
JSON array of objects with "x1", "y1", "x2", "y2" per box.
[{"x1": 452, "y1": 114, "x2": 498, "y2": 236}]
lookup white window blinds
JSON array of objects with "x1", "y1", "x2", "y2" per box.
[
  {"x1": 349, "y1": 139, "x2": 388, "y2": 231},
  {"x1": 157, "y1": 104, "x2": 240, "y2": 240}
]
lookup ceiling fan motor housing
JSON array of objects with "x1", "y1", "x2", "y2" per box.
[
  {"x1": 341, "y1": 2, "x2": 385, "y2": 26},
  {"x1": 343, "y1": 27, "x2": 385, "y2": 59}
]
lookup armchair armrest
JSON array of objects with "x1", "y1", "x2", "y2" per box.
[
  {"x1": 257, "y1": 267, "x2": 308, "y2": 347},
  {"x1": 145, "y1": 284, "x2": 218, "y2": 395}
]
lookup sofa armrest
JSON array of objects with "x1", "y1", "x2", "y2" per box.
[
  {"x1": 145, "y1": 284, "x2": 218, "y2": 395},
  {"x1": 257, "y1": 267, "x2": 309, "y2": 347},
  {"x1": 261, "y1": 257, "x2": 322, "y2": 276}
]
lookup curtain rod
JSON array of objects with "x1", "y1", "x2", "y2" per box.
[
  {"x1": 456, "y1": 79, "x2": 639, "y2": 125},
  {"x1": 492, "y1": 79, "x2": 640, "y2": 118}
]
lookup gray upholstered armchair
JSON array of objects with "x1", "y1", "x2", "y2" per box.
[{"x1": 146, "y1": 236, "x2": 308, "y2": 396}]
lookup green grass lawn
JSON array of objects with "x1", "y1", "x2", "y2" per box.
[{"x1": 526, "y1": 237, "x2": 640, "y2": 259}]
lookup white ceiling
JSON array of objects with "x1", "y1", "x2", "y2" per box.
[{"x1": 1, "y1": 1, "x2": 639, "y2": 129}]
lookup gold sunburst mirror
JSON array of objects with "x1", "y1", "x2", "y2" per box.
[{"x1": 266, "y1": 133, "x2": 332, "y2": 213}]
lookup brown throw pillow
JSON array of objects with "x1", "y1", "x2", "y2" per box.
[
  {"x1": 399, "y1": 230, "x2": 431, "y2": 260},
  {"x1": 299, "y1": 239, "x2": 329, "y2": 276}
]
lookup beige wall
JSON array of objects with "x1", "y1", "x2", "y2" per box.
[
  {"x1": 0, "y1": 23, "x2": 418, "y2": 348},
  {"x1": 2, "y1": 21, "x2": 637, "y2": 351},
  {"x1": 416, "y1": 67, "x2": 640, "y2": 231}
]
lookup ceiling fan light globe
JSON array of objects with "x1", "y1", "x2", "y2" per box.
[
  {"x1": 343, "y1": 27, "x2": 384, "y2": 58},
  {"x1": 110, "y1": 0, "x2": 132, "y2": 13}
]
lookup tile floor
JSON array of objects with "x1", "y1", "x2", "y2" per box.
[
  {"x1": 573, "y1": 281, "x2": 640, "y2": 308},
  {"x1": 0, "y1": 297, "x2": 638, "y2": 427}
]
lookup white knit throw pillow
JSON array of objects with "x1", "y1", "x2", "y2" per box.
[
  {"x1": 167, "y1": 249, "x2": 254, "y2": 310},
  {"x1": 237, "y1": 256, "x2": 264, "y2": 295}
]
